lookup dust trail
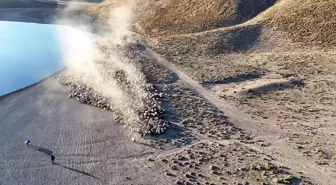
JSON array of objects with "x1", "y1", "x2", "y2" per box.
[{"x1": 52, "y1": 0, "x2": 169, "y2": 135}]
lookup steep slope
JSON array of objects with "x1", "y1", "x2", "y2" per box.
[{"x1": 87, "y1": 0, "x2": 276, "y2": 36}]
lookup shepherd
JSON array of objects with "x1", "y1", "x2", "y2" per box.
[{"x1": 51, "y1": 155, "x2": 55, "y2": 164}]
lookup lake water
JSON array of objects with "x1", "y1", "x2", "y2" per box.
[{"x1": 0, "y1": 21, "x2": 97, "y2": 96}]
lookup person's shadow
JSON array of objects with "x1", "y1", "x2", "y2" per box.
[
  {"x1": 28, "y1": 145, "x2": 100, "y2": 179},
  {"x1": 54, "y1": 163, "x2": 100, "y2": 179},
  {"x1": 29, "y1": 144, "x2": 53, "y2": 156}
]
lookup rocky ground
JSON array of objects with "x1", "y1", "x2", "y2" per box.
[{"x1": 144, "y1": 25, "x2": 336, "y2": 184}]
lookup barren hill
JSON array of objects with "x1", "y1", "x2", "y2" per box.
[
  {"x1": 87, "y1": 0, "x2": 276, "y2": 36},
  {"x1": 88, "y1": 0, "x2": 335, "y2": 48},
  {"x1": 260, "y1": 0, "x2": 336, "y2": 46}
]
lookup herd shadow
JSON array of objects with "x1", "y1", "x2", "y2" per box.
[
  {"x1": 170, "y1": 72, "x2": 180, "y2": 84},
  {"x1": 202, "y1": 71, "x2": 263, "y2": 86},
  {"x1": 200, "y1": 71, "x2": 306, "y2": 98},
  {"x1": 160, "y1": 96, "x2": 185, "y2": 139},
  {"x1": 149, "y1": 123, "x2": 184, "y2": 141},
  {"x1": 245, "y1": 80, "x2": 306, "y2": 96}
]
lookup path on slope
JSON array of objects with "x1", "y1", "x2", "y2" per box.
[{"x1": 144, "y1": 48, "x2": 336, "y2": 184}]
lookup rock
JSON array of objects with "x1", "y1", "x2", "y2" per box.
[
  {"x1": 210, "y1": 170, "x2": 220, "y2": 175},
  {"x1": 184, "y1": 173, "x2": 192, "y2": 179},
  {"x1": 171, "y1": 165, "x2": 178, "y2": 170},
  {"x1": 177, "y1": 156, "x2": 187, "y2": 161},
  {"x1": 209, "y1": 165, "x2": 219, "y2": 171},
  {"x1": 165, "y1": 172, "x2": 174, "y2": 176},
  {"x1": 161, "y1": 159, "x2": 168, "y2": 163}
]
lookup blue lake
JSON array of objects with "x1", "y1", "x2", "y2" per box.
[{"x1": 0, "y1": 21, "x2": 97, "y2": 96}]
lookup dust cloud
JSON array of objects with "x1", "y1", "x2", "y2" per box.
[{"x1": 52, "y1": 0, "x2": 168, "y2": 135}]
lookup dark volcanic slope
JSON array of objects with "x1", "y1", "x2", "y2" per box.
[{"x1": 0, "y1": 78, "x2": 169, "y2": 185}]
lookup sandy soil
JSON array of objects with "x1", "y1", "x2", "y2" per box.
[{"x1": 0, "y1": 79, "x2": 168, "y2": 185}]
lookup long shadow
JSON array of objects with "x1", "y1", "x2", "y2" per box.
[
  {"x1": 147, "y1": 71, "x2": 180, "y2": 85},
  {"x1": 170, "y1": 72, "x2": 179, "y2": 83},
  {"x1": 154, "y1": 97, "x2": 185, "y2": 140},
  {"x1": 246, "y1": 80, "x2": 306, "y2": 96},
  {"x1": 29, "y1": 144, "x2": 54, "y2": 156},
  {"x1": 236, "y1": 0, "x2": 277, "y2": 23},
  {"x1": 148, "y1": 123, "x2": 184, "y2": 140},
  {"x1": 27, "y1": 145, "x2": 99, "y2": 179},
  {"x1": 136, "y1": 141, "x2": 160, "y2": 149},
  {"x1": 216, "y1": 0, "x2": 276, "y2": 28},
  {"x1": 213, "y1": 24, "x2": 262, "y2": 54},
  {"x1": 202, "y1": 71, "x2": 262, "y2": 86},
  {"x1": 55, "y1": 163, "x2": 100, "y2": 179}
]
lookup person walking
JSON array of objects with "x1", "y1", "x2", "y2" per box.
[{"x1": 51, "y1": 155, "x2": 55, "y2": 164}]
